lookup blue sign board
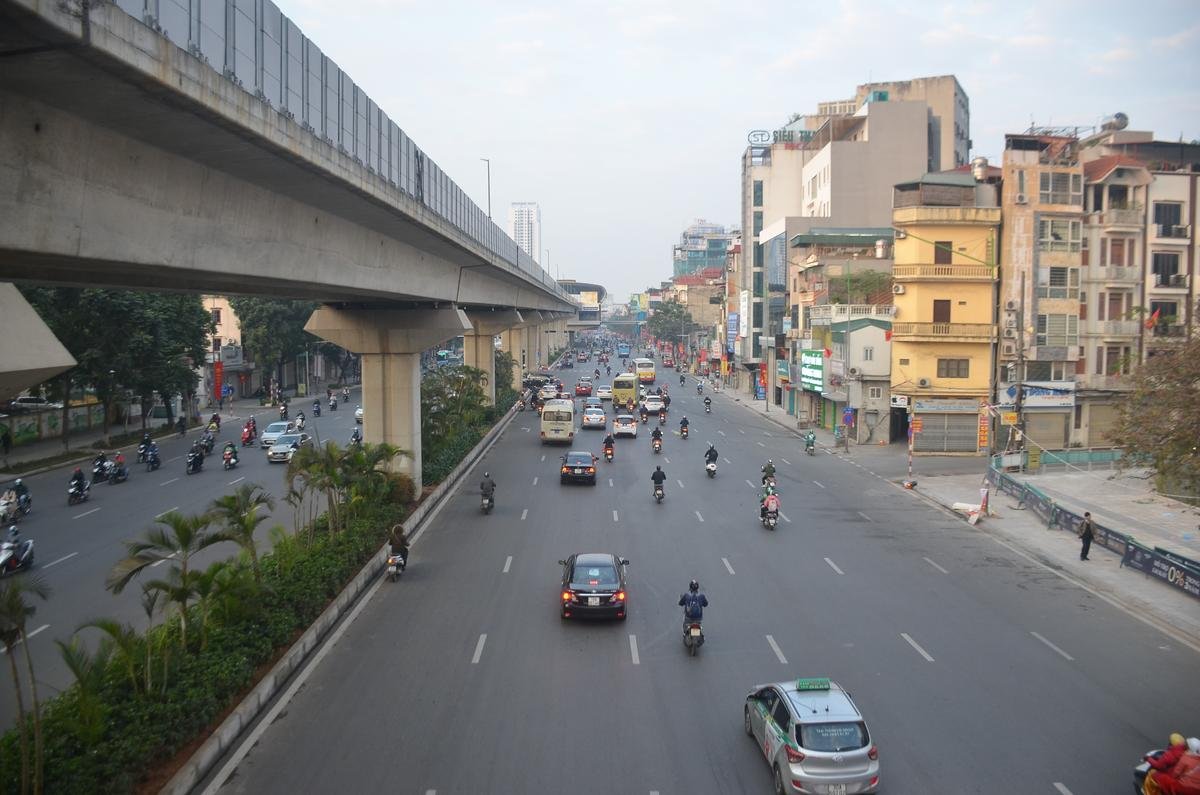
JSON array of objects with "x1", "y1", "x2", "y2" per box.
[
  {"x1": 843, "y1": 407, "x2": 854, "y2": 426},
  {"x1": 727, "y1": 313, "x2": 739, "y2": 348}
]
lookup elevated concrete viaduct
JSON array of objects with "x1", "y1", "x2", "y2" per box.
[{"x1": 0, "y1": 0, "x2": 575, "y2": 483}]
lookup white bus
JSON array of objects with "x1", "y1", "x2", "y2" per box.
[
  {"x1": 539, "y1": 398, "x2": 576, "y2": 444},
  {"x1": 634, "y1": 357, "x2": 656, "y2": 384}
]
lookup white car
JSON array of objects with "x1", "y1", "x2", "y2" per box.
[
  {"x1": 596, "y1": 385, "x2": 613, "y2": 401},
  {"x1": 539, "y1": 384, "x2": 560, "y2": 400},
  {"x1": 642, "y1": 395, "x2": 665, "y2": 414},
  {"x1": 613, "y1": 415, "x2": 638, "y2": 438},
  {"x1": 267, "y1": 432, "x2": 312, "y2": 463},
  {"x1": 260, "y1": 421, "x2": 294, "y2": 447},
  {"x1": 581, "y1": 407, "x2": 607, "y2": 429},
  {"x1": 355, "y1": 405, "x2": 363, "y2": 424}
]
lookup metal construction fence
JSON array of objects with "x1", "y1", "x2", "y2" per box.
[
  {"x1": 986, "y1": 464, "x2": 1200, "y2": 602},
  {"x1": 109, "y1": 0, "x2": 567, "y2": 302}
]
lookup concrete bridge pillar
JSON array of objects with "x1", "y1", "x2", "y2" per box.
[
  {"x1": 463, "y1": 310, "x2": 523, "y2": 405},
  {"x1": 305, "y1": 306, "x2": 471, "y2": 487}
]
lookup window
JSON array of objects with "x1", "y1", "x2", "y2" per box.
[
  {"x1": 934, "y1": 241, "x2": 953, "y2": 265},
  {"x1": 212, "y1": 337, "x2": 222, "y2": 353},
  {"x1": 1079, "y1": 289, "x2": 1087, "y2": 320},
  {"x1": 211, "y1": 308, "x2": 222, "y2": 325},
  {"x1": 1016, "y1": 169, "x2": 1026, "y2": 197},
  {"x1": 771, "y1": 701, "x2": 791, "y2": 732},
  {"x1": 1107, "y1": 292, "x2": 1124, "y2": 320},
  {"x1": 1153, "y1": 202, "x2": 1182, "y2": 228},
  {"x1": 937, "y1": 359, "x2": 970, "y2": 378},
  {"x1": 754, "y1": 243, "x2": 764, "y2": 268},
  {"x1": 1036, "y1": 266, "x2": 1079, "y2": 298},
  {"x1": 1027, "y1": 361, "x2": 1069, "y2": 380},
  {"x1": 868, "y1": 386, "x2": 883, "y2": 399},
  {"x1": 753, "y1": 180, "x2": 763, "y2": 207},
  {"x1": 1039, "y1": 171, "x2": 1082, "y2": 205},
  {"x1": 752, "y1": 302, "x2": 763, "y2": 328},
  {"x1": 1081, "y1": 236, "x2": 1088, "y2": 266},
  {"x1": 933, "y1": 300, "x2": 951, "y2": 323},
  {"x1": 1035, "y1": 314, "x2": 1079, "y2": 347},
  {"x1": 753, "y1": 211, "x2": 763, "y2": 236},
  {"x1": 862, "y1": 346, "x2": 874, "y2": 361},
  {"x1": 1109, "y1": 238, "x2": 1126, "y2": 268},
  {"x1": 1038, "y1": 219, "x2": 1082, "y2": 252},
  {"x1": 899, "y1": 358, "x2": 910, "y2": 366},
  {"x1": 797, "y1": 722, "x2": 869, "y2": 753},
  {"x1": 1074, "y1": 405, "x2": 1083, "y2": 430},
  {"x1": 1152, "y1": 252, "x2": 1181, "y2": 286},
  {"x1": 753, "y1": 271, "x2": 763, "y2": 294}
]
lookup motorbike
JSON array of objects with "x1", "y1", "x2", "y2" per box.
[
  {"x1": 652, "y1": 437, "x2": 662, "y2": 454},
  {"x1": 481, "y1": 493, "x2": 495, "y2": 514},
  {"x1": 186, "y1": 451, "x2": 203, "y2": 475},
  {"x1": 659, "y1": 412, "x2": 667, "y2": 426},
  {"x1": 349, "y1": 430, "x2": 362, "y2": 447},
  {"x1": 653, "y1": 484, "x2": 665, "y2": 503},
  {"x1": 385, "y1": 552, "x2": 406, "y2": 582},
  {"x1": 805, "y1": 438, "x2": 816, "y2": 456},
  {"x1": 761, "y1": 498, "x2": 780, "y2": 530},
  {"x1": 705, "y1": 403, "x2": 711, "y2": 414},
  {"x1": 241, "y1": 427, "x2": 254, "y2": 446},
  {"x1": 603, "y1": 446, "x2": 614, "y2": 463},
  {"x1": 763, "y1": 475, "x2": 777, "y2": 490},
  {"x1": 681, "y1": 425, "x2": 689, "y2": 439},
  {"x1": 640, "y1": 413, "x2": 648, "y2": 425},
  {"x1": 279, "y1": 405, "x2": 289, "y2": 421},
  {"x1": 137, "y1": 442, "x2": 149, "y2": 463},
  {"x1": 67, "y1": 481, "x2": 90, "y2": 505},
  {"x1": 696, "y1": 383, "x2": 703, "y2": 395},
  {"x1": 223, "y1": 449, "x2": 238, "y2": 470},
  {"x1": 146, "y1": 450, "x2": 161, "y2": 472},
  {"x1": 106, "y1": 460, "x2": 129, "y2": 485},
  {"x1": 296, "y1": 416, "x2": 306, "y2": 431},
  {"x1": 518, "y1": 398, "x2": 526, "y2": 412},
  {"x1": 0, "y1": 537, "x2": 34, "y2": 575},
  {"x1": 683, "y1": 621, "x2": 704, "y2": 656},
  {"x1": 92, "y1": 459, "x2": 110, "y2": 484},
  {"x1": 329, "y1": 397, "x2": 338, "y2": 411},
  {"x1": 705, "y1": 461, "x2": 717, "y2": 478},
  {"x1": 312, "y1": 402, "x2": 321, "y2": 418},
  {"x1": 201, "y1": 434, "x2": 215, "y2": 456}
]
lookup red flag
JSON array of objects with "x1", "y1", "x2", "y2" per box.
[
  {"x1": 885, "y1": 330, "x2": 893, "y2": 342},
  {"x1": 1144, "y1": 307, "x2": 1161, "y2": 329},
  {"x1": 824, "y1": 347, "x2": 832, "y2": 358}
]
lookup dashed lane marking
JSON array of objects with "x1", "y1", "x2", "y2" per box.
[
  {"x1": 745, "y1": 479, "x2": 756, "y2": 489},
  {"x1": 813, "y1": 480, "x2": 825, "y2": 489},
  {"x1": 901, "y1": 632, "x2": 935, "y2": 662},
  {"x1": 155, "y1": 507, "x2": 178, "y2": 519},
  {"x1": 1031, "y1": 631, "x2": 1075, "y2": 661},
  {"x1": 695, "y1": 511, "x2": 705, "y2": 523},
  {"x1": 1053, "y1": 784, "x2": 1074, "y2": 795},
  {"x1": 613, "y1": 510, "x2": 619, "y2": 522},
  {"x1": 45, "y1": 552, "x2": 78, "y2": 569},
  {"x1": 717, "y1": 430, "x2": 726, "y2": 436},
  {"x1": 520, "y1": 509, "x2": 528, "y2": 521},
  {"x1": 72, "y1": 508, "x2": 100, "y2": 520},
  {"x1": 738, "y1": 429, "x2": 745, "y2": 434},
  {"x1": 608, "y1": 478, "x2": 614, "y2": 487},
  {"x1": 780, "y1": 458, "x2": 792, "y2": 466},
  {"x1": 228, "y1": 476, "x2": 244, "y2": 485},
  {"x1": 471, "y1": 634, "x2": 487, "y2": 664},
  {"x1": 677, "y1": 479, "x2": 685, "y2": 489},
  {"x1": 858, "y1": 511, "x2": 873, "y2": 522},
  {"x1": 824, "y1": 557, "x2": 844, "y2": 575},
  {"x1": 1, "y1": 624, "x2": 49, "y2": 654},
  {"x1": 722, "y1": 557, "x2": 735, "y2": 575},
  {"x1": 779, "y1": 511, "x2": 791, "y2": 523},
  {"x1": 540, "y1": 454, "x2": 545, "y2": 462},
  {"x1": 502, "y1": 556, "x2": 512, "y2": 573},
  {"x1": 923, "y1": 557, "x2": 949, "y2": 574},
  {"x1": 151, "y1": 552, "x2": 179, "y2": 569},
  {"x1": 664, "y1": 456, "x2": 671, "y2": 464},
  {"x1": 160, "y1": 478, "x2": 179, "y2": 486},
  {"x1": 764, "y1": 431, "x2": 773, "y2": 436},
  {"x1": 629, "y1": 634, "x2": 640, "y2": 665},
  {"x1": 766, "y1": 635, "x2": 788, "y2": 664},
  {"x1": 532, "y1": 476, "x2": 538, "y2": 486},
  {"x1": 756, "y1": 441, "x2": 765, "y2": 447},
  {"x1": 722, "y1": 457, "x2": 731, "y2": 464}
]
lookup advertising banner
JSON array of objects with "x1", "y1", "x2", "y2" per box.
[
  {"x1": 727, "y1": 313, "x2": 739, "y2": 350},
  {"x1": 800, "y1": 349, "x2": 823, "y2": 392},
  {"x1": 739, "y1": 291, "x2": 750, "y2": 338},
  {"x1": 776, "y1": 358, "x2": 790, "y2": 383},
  {"x1": 214, "y1": 361, "x2": 224, "y2": 406}
]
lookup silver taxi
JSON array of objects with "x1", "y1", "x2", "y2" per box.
[{"x1": 743, "y1": 677, "x2": 879, "y2": 795}]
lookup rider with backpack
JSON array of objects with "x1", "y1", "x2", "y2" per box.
[{"x1": 678, "y1": 579, "x2": 708, "y2": 627}]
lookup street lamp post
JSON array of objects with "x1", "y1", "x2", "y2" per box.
[{"x1": 480, "y1": 158, "x2": 491, "y2": 220}]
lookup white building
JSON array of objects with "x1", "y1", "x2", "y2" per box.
[{"x1": 507, "y1": 202, "x2": 542, "y2": 260}]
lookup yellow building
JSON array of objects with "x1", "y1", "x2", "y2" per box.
[{"x1": 891, "y1": 169, "x2": 1001, "y2": 453}]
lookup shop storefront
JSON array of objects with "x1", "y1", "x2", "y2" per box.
[
  {"x1": 999, "y1": 381, "x2": 1075, "y2": 451},
  {"x1": 911, "y1": 397, "x2": 988, "y2": 454},
  {"x1": 799, "y1": 349, "x2": 824, "y2": 427}
]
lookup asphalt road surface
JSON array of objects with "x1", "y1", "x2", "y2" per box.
[
  {"x1": 0, "y1": 391, "x2": 361, "y2": 728},
  {"x1": 207, "y1": 367, "x2": 1199, "y2": 795}
]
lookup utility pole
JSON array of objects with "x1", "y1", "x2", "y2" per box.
[
  {"x1": 1014, "y1": 269, "x2": 1027, "y2": 457},
  {"x1": 480, "y1": 158, "x2": 491, "y2": 220}
]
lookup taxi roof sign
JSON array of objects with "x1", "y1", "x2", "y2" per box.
[{"x1": 795, "y1": 677, "x2": 831, "y2": 691}]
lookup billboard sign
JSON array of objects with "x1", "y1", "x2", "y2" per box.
[
  {"x1": 800, "y1": 349, "x2": 823, "y2": 392},
  {"x1": 738, "y1": 291, "x2": 750, "y2": 338}
]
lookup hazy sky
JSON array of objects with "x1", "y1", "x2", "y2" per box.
[{"x1": 281, "y1": 0, "x2": 1200, "y2": 302}]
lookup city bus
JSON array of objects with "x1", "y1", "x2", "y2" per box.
[
  {"x1": 616, "y1": 342, "x2": 631, "y2": 358},
  {"x1": 634, "y1": 357, "x2": 656, "y2": 384},
  {"x1": 539, "y1": 399, "x2": 576, "y2": 444},
  {"x1": 611, "y1": 373, "x2": 639, "y2": 407}
]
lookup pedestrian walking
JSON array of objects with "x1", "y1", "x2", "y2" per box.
[{"x1": 1078, "y1": 511, "x2": 1095, "y2": 561}]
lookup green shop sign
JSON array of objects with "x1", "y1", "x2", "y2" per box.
[{"x1": 800, "y1": 349, "x2": 824, "y2": 392}]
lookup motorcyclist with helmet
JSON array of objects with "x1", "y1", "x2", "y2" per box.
[
  {"x1": 679, "y1": 415, "x2": 689, "y2": 438},
  {"x1": 650, "y1": 465, "x2": 667, "y2": 498},
  {"x1": 761, "y1": 459, "x2": 776, "y2": 485},
  {"x1": 480, "y1": 472, "x2": 496, "y2": 506},
  {"x1": 678, "y1": 579, "x2": 708, "y2": 628},
  {"x1": 704, "y1": 443, "x2": 718, "y2": 466}
]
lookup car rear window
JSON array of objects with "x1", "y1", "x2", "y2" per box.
[
  {"x1": 543, "y1": 410, "x2": 572, "y2": 422},
  {"x1": 572, "y1": 564, "x2": 617, "y2": 586},
  {"x1": 797, "y1": 722, "x2": 869, "y2": 752},
  {"x1": 266, "y1": 423, "x2": 289, "y2": 433}
]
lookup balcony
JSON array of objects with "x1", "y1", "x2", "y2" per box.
[
  {"x1": 1097, "y1": 208, "x2": 1142, "y2": 228},
  {"x1": 1151, "y1": 273, "x2": 1189, "y2": 289},
  {"x1": 892, "y1": 264, "x2": 995, "y2": 281},
  {"x1": 1155, "y1": 224, "x2": 1191, "y2": 240},
  {"x1": 1083, "y1": 265, "x2": 1138, "y2": 284},
  {"x1": 1093, "y1": 320, "x2": 1140, "y2": 337},
  {"x1": 892, "y1": 206, "x2": 1002, "y2": 226},
  {"x1": 891, "y1": 322, "x2": 996, "y2": 342},
  {"x1": 809, "y1": 304, "x2": 895, "y2": 326},
  {"x1": 1150, "y1": 324, "x2": 1187, "y2": 339},
  {"x1": 1074, "y1": 374, "x2": 1129, "y2": 391}
]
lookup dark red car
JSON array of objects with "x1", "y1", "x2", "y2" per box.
[{"x1": 575, "y1": 381, "x2": 593, "y2": 396}]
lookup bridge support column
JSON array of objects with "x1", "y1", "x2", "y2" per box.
[
  {"x1": 463, "y1": 310, "x2": 523, "y2": 405},
  {"x1": 305, "y1": 306, "x2": 470, "y2": 487},
  {"x1": 498, "y1": 328, "x2": 523, "y2": 390}
]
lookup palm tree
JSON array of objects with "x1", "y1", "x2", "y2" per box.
[
  {"x1": 55, "y1": 636, "x2": 112, "y2": 745},
  {"x1": 208, "y1": 484, "x2": 274, "y2": 585},
  {"x1": 287, "y1": 442, "x2": 345, "y2": 532},
  {"x1": 139, "y1": 585, "x2": 160, "y2": 694},
  {"x1": 0, "y1": 576, "x2": 51, "y2": 795},
  {"x1": 79, "y1": 618, "x2": 142, "y2": 694},
  {"x1": 106, "y1": 511, "x2": 225, "y2": 650}
]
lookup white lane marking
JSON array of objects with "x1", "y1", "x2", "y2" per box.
[
  {"x1": 664, "y1": 456, "x2": 671, "y2": 464},
  {"x1": 532, "y1": 476, "x2": 538, "y2": 485},
  {"x1": 520, "y1": 509, "x2": 528, "y2": 521},
  {"x1": 155, "y1": 507, "x2": 178, "y2": 519},
  {"x1": 1031, "y1": 631, "x2": 1075, "y2": 661},
  {"x1": 1053, "y1": 784, "x2": 1073, "y2": 795},
  {"x1": 613, "y1": 510, "x2": 619, "y2": 522},
  {"x1": 502, "y1": 556, "x2": 512, "y2": 573},
  {"x1": 73, "y1": 508, "x2": 100, "y2": 520},
  {"x1": 160, "y1": 477, "x2": 179, "y2": 486},
  {"x1": 780, "y1": 458, "x2": 791, "y2": 465},
  {"x1": 901, "y1": 632, "x2": 935, "y2": 662},
  {"x1": 857, "y1": 511, "x2": 873, "y2": 522},
  {"x1": 745, "y1": 479, "x2": 756, "y2": 489},
  {"x1": 923, "y1": 556, "x2": 949, "y2": 574},
  {"x1": 471, "y1": 634, "x2": 487, "y2": 664},
  {"x1": 722, "y1": 557, "x2": 735, "y2": 575},
  {"x1": 167, "y1": 456, "x2": 180, "y2": 463},
  {"x1": 717, "y1": 430, "x2": 726, "y2": 436},
  {"x1": 764, "y1": 431, "x2": 773, "y2": 437},
  {"x1": 813, "y1": 480, "x2": 825, "y2": 489},
  {"x1": 520, "y1": 427, "x2": 530, "y2": 432},
  {"x1": 629, "y1": 634, "x2": 640, "y2": 665},
  {"x1": 695, "y1": 511, "x2": 705, "y2": 523},
  {"x1": 757, "y1": 441, "x2": 765, "y2": 447},
  {"x1": 779, "y1": 511, "x2": 791, "y2": 523},
  {"x1": 766, "y1": 634, "x2": 788, "y2": 664},
  {"x1": 608, "y1": 478, "x2": 614, "y2": 488},
  {"x1": 228, "y1": 476, "x2": 244, "y2": 485},
  {"x1": 1, "y1": 624, "x2": 49, "y2": 654},
  {"x1": 202, "y1": 532, "x2": 389, "y2": 795},
  {"x1": 738, "y1": 428, "x2": 745, "y2": 434},
  {"x1": 677, "y1": 479, "x2": 685, "y2": 489},
  {"x1": 150, "y1": 552, "x2": 179, "y2": 569},
  {"x1": 540, "y1": 454, "x2": 545, "y2": 462},
  {"x1": 44, "y1": 552, "x2": 78, "y2": 569},
  {"x1": 426, "y1": 790, "x2": 437, "y2": 795},
  {"x1": 824, "y1": 557, "x2": 844, "y2": 575},
  {"x1": 722, "y1": 457, "x2": 731, "y2": 464}
]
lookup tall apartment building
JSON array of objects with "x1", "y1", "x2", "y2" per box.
[
  {"x1": 507, "y1": 202, "x2": 542, "y2": 260},
  {"x1": 890, "y1": 168, "x2": 1001, "y2": 454},
  {"x1": 673, "y1": 219, "x2": 736, "y2": 277}
]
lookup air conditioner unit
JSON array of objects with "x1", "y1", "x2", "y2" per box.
[
  {"x1": 1004, "y1": 317, "x2": 1017, "y2": 328},
  {"x1": 1002, "y1": 342, "x2": 1016, "y2": 356},
  {"x1": 917, "y1": 377, "x2": 932, "y2": 388},
  {"x1": 892, "y1": 284, "x2": 906, "y2": 295},
  {"x1": 848, "y1": 366, "x2": 860, "y2": 377},
  {"x1": 1004, "y1": 299, "x2": 1019, "y2": 312},
  {"x1": 1015, "y1": 193, "x2": 1028, "y2": 205},
  {"x1": 1003, "y1": 328, "x2": 1016, "y2": 338}
]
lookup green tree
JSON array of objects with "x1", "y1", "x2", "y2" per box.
[
  {"x1": 1110, "y1": 336, "x2": 1200, "y2": 496},
  {"x1": 54, "y1": 636, "x2": 112, "y2": 747},
  {"x1": 421, "y1": 365, "x2": 491, "y2": 444},
  {"x1": 825, "y1": 270, "x2": 895, "y2": 305},
  {"x1": 494, "y1": 349, "x2": 518, "y2": 406},
  {"x1": 208, "y1": 483, "x2": 274, "y2": 585},
  {"x1": 647, "y1": 300, "x2": 694, "y2": 344},
  {"x1": 0, "y1": 576, "x2": 51, "y2": 795},
  {"x1": 229, "y1": 298, "x2": 318, "y2": 391}
]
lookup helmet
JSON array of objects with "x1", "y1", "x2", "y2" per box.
[
  {"x1": 483, "y1": 472, "x2": 490, "y2": 478},
  {"x1": 7, "y1": 526, "x2": 17, "y2": 539},
  {"x1": 73, "y1": 467, "x2": 82, "y2": 475},
  {"x1": 768, "y1": 459, "x2": 774, "y2": 464},
  {"x1": 13, "y1": 479, "x2": 20, "y2": 486},
  {"x1": 655, "y1": 465, "x2": 662, "y2": 471},
  {"x1": 688, "y1": 579, "x2": 699, "y2": 592}
]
